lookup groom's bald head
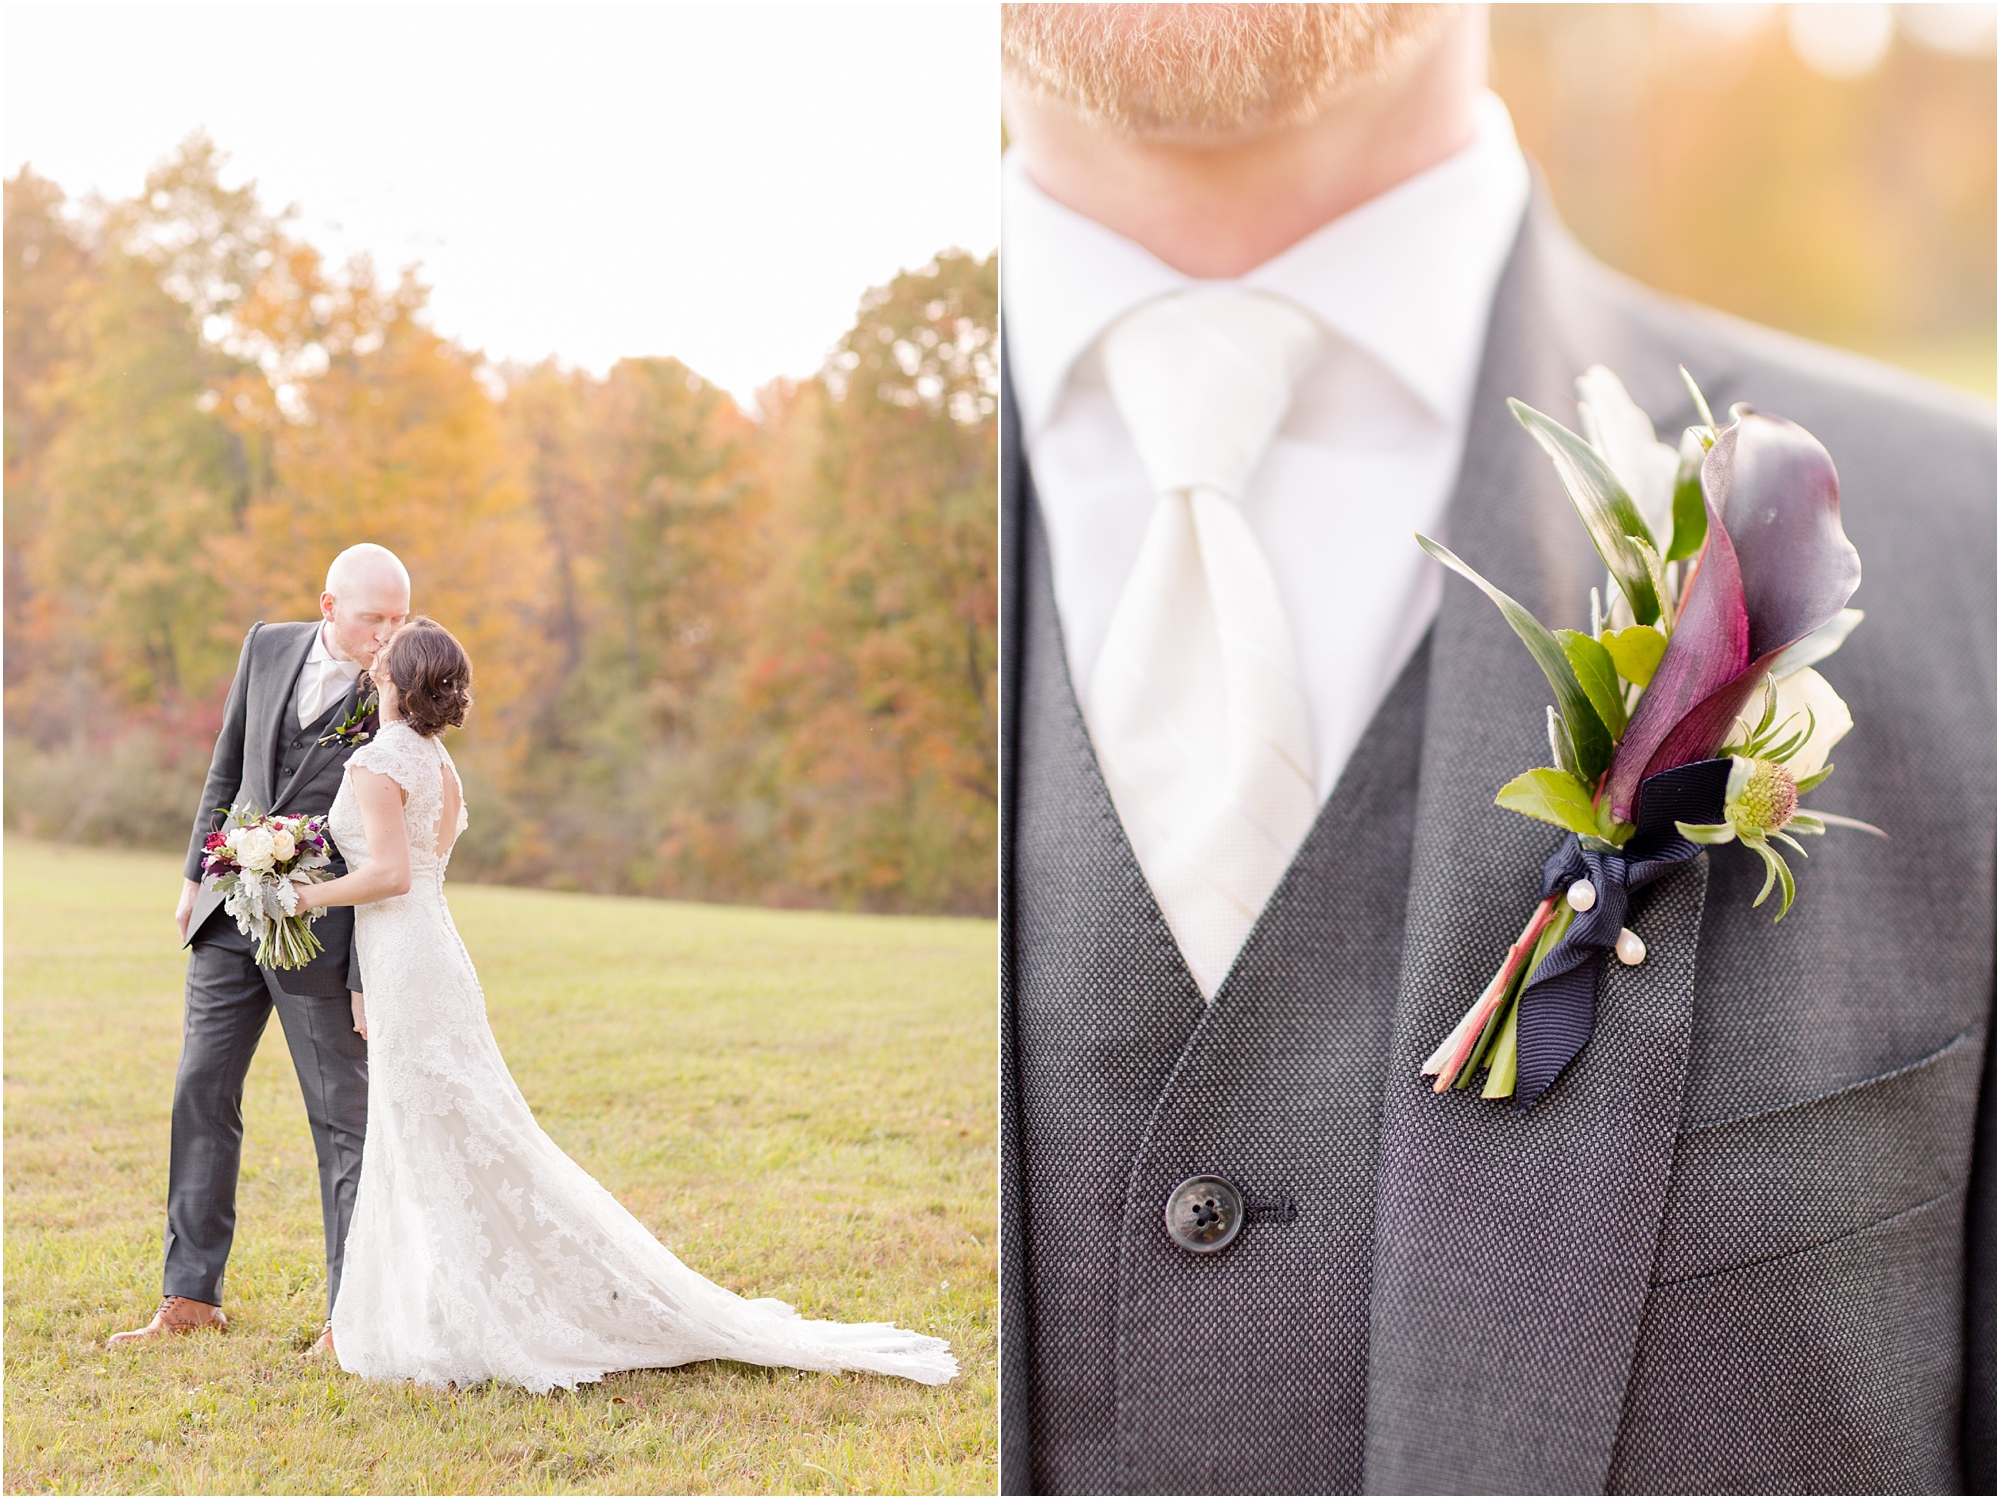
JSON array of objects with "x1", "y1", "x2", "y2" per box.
[
  {"x1": 1002, "y1": 3, "x2": 1455, "y2": 145},
  {"x1": 321, "y1": 543, "x2": 411, "y2": 669},
  {"x1": 325, "y1": 543, "x2": 409, "y2": 600}
]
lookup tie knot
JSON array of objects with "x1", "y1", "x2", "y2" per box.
[{"x1": 1100, "y1": 287, "x2": 1322, "y2": 502}]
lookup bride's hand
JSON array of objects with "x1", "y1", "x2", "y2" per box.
[{"x1": 350, "y1": 990, "x2": 368, "y2": 1040}]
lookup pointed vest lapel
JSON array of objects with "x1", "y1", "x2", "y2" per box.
[
  {"x1": 263, "y1": 625, "x2": 319, "y2": 806},
  {"x1": 1360, "y1": 202, "x2": 1714, "y2": 1494}
]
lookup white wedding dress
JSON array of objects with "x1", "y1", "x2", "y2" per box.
[{"x1": 326, "y1": 720, "x2": 955, "y2": 1391}]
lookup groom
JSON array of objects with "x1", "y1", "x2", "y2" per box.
[
  {"x1": 999, "y1": 6, "x2": 1993, "y2": 1494},
  {"x1": 110, "y1": 543, "x2": 411, "y2": 1347}
]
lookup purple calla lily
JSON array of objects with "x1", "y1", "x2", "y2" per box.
[{"x1": 1604, "y1": 408, "x2": 1861, "y2": 821}]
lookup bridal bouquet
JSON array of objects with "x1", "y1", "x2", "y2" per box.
[
  {"x1": 1417, "y1": 366, "x2": 1880, "y2": 1111},
  {"x1": 201, "y1": 810, "x2": 336, "y2": 969}
]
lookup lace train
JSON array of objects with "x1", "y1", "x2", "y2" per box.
[{"x1": 327, "y1": 722, "x2": 955, "y2": 1391}]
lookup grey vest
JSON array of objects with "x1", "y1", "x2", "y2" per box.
[
  {"x1": 1014, "y1": 490, "x2": 1429, "y2": 1494},
  {"x1": 279, "y1": 695, "x2": 352, "y2": 790}
]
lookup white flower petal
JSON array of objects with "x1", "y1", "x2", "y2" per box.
[
  {"x1": 1767, "y1": 608, "x2": 1865, "y2": 680},
  {"x1": 1576, "y1": 364, "x2": 1680, "y2": 543},
  {"x1": 1731, "y1": 668, "x2": 1852, "y2": 777}
]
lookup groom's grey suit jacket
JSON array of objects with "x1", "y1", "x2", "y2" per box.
[
  {"x1": 182, "y1": 620, "x2": 368, "y2": 998},
  {"x1": 998, "y1": 200, "x2": 1996, "y2": 1494}
]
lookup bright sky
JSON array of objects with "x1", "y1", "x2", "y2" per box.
[{"x1": 2, "y1": 2, "x2": 999, "y2": 406}]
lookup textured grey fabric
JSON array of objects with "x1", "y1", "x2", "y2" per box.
[
  {"x1": 1610, "y1": 1190, "x2": 1966, "y2": 1494},
  {"x1": 1012, "y1": 478, "x2": 1430, "y2": 1493},
  {"x1": 166, "y1": 940, "x2": 369, "y2": 1314},
  {"x1": 1653, "y1": 1028, "x2": 1984, "y2": 1284},
  {"x1": 999, "y1": 195, "x2": 1995, "y2": 1495}
]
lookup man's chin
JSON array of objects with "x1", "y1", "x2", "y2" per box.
[{"x1": 1001, "y1": 2, "x2": 1453, "y2": 144}]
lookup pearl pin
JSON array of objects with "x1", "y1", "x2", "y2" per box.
[
  {"x1": 1566, "y1": 878, "x2": 1597, "y2": 913},
  {"x1": 1615, "y1": 927, "x2": 1646, "y2": 966}
]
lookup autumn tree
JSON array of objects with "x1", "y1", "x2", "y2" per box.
[{"x1": 730, "y1": 252, "x2": 998, "y2": 913}]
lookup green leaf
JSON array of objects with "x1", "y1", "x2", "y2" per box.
[
  {"x1": 1793, "y1": 763, "x2": 1834, "y2": 794},
  {"x1": 1631, "y1": 536, "x2": 1672, "y2": 630},
  {"x1": 1675, "y1": 820, "x2": 1738, "y2": 845},
  {"x1": 1557, "y1": 629, "x2": 1627, "y2": 739},
  {"x1": 1495, "y1": 767, "x2": 1601, "y2": 836},
  {"x1": 1508, "y1": 399, "x2": 1662, "y2": 625},
  {"x1": 1813, "y1": 811, "x2": 1889, "y2": 838},
  {"x1": 1547, "y1": 706, "x2": 1583, "y2": 781},
  {"x1": 1667, "y1": 427, "x2": 1709, "y2": 563},
  {"x1": 1680, "y1": 366, "x2": 1720, "y2": 433},
  {"x1": 1745, "y1": 836, "x2": 1797, "y2": 920},
  {"x1": 1418, "y1": 534, "x2": 1613, "y2": 779},
  {"x1": 1601, "y1": 624, "x2": 1667, "y2": 688}
]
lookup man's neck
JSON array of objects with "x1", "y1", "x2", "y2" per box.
[
  {"x1": 317, "y1": 619, "x2": 358, "y2": 666},
  {"x1": 1003, "y1": 14, "x2": 1484, "y2": 279}
]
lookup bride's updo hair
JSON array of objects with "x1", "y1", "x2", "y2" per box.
[{"x1": 380, "y1": 617, "x2": 473, "y2": 738}]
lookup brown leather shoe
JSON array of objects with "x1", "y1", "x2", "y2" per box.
[{"x1": 106, "y1": 1296, "x2": 227, "y2": 1347}]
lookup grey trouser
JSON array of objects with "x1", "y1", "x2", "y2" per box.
[{"x1": 165, "y1": 936, "x2": 368, "y2": 1315}]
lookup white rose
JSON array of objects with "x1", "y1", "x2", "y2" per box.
[
  {"x1": 270, "y1": 829, "x2": 297, "y2": 862},
  {"x1": 1777, "y1": 668, "x2": 1853, "y2": 778},
  {"x1": 1731, "y1": 667, "x2": 1852, "y2": 779},
  {"x1": 235, "y1": 826, "x2": 277, "y2": 870}
]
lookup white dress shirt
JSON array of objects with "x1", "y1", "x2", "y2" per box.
[
  {"x1": 295, "y1": 622, "x2": 363, "y2": 729},
  {"x1": 1005, "y1": 91, "x2": 1532, "y2": 801}
]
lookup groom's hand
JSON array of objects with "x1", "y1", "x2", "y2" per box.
[
  {"x1": 350, "y1": 990, "x2": 368, "y2": 1041},
  {"x1": 175, "y1": 878, "x2": 199, "y2": 942}
]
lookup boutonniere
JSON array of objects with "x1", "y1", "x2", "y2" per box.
[
  {"x1": 317, "y1": 677, "x2": 379, "y2": 749},
  {"x1": 1416, "y1": 366, "x2": 1882, "y2": 1111}
]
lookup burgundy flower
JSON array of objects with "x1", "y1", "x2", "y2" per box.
[{"x1": 1604, "y1": 408, "x2": 1861, "y2": 821}]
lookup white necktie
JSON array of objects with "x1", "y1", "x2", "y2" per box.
[
  {"x1": 299, "y1": 653, "x2": 358, "y2": 728},
  {"x1": 1088, "y1": 288, "x2": 1323, "y2": 999}
]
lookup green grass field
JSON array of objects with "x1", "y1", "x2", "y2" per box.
[{"x1": 3, "y1": 840, "x2": 997, "y2": 1494}]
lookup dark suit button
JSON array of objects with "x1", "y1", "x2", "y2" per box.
[{"x1": 1164, "y1": 1175, "x2": 1243, "y2": 1254}]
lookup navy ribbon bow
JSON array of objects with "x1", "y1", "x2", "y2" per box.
[{"x1": 1512, "y1": 758, "x2": 1732, "y2": 1110}]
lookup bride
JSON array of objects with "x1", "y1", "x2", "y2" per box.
[{"x1": 291, "y1": 617, "x2": 955, "y2": 1391}]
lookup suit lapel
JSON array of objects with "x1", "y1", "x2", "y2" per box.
[
  {"x1": 997, "y1": 348, "x2": 1034, "y2": 1497},
  {"x1": 1359, "y1": 202, "x2": 1716, "y2": 1494}
]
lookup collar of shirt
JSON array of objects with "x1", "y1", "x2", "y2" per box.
[{"x1": 1001, "y1": 90, "x2": 1532, "y2": 446}]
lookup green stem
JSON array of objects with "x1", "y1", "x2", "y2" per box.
[{"x1": 1480, "y1": 903, "x2": 1575, "y2": 1100}]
